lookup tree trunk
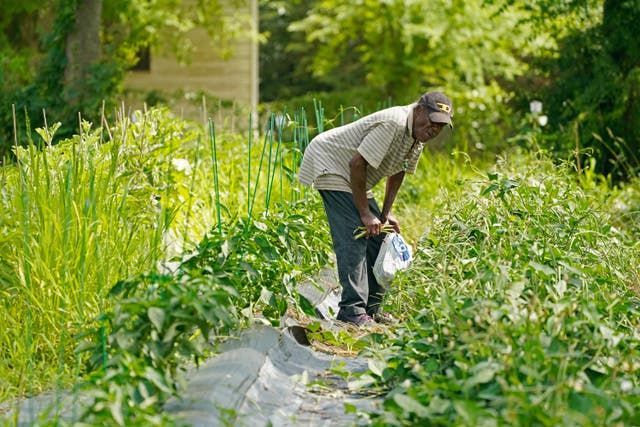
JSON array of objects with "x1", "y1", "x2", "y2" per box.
[
  {"x1": 603, "y1": 0, "x2": 640, "y2": 73},
  {"x1": 603, "y1": 0, "x2": 640, "y2": 167},
  {"x1": 64, "y1": 0, "x2": 102, "y2": 103}
]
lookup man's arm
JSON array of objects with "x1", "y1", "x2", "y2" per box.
[
  {"x1": 349, "y1": 152, "x2": 382, "y2": 237},
  {"x1": 380, "y1": 171, "x2": 405, "y2": 233}
]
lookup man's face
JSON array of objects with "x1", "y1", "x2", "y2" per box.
[{"x1": 412, "y1": 104, "x2": 446, "y2": 142}]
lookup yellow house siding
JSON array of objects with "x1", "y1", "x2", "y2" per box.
[{"x1": 125, "y1": 0, "x2": 258, "y2": 112}]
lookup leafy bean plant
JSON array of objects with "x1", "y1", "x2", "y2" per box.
[
  {"x1": 367, "y1": 153, "x2": 640, "y2": 426},
  {"x1": 180, "y1": 198, "x2": 333, "y2": 324},
  {"x1": 73, "y1": 271, "x2": 239, "y2": 427}
]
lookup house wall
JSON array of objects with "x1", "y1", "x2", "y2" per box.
[{"x1": 124, "y1": 0, "x2": 258, "y2": 114}]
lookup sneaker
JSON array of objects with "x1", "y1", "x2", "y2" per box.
[
  {"x1": 371, "y1": 312, "x2": 397, "y2": 325},
  {"x1": 336, "y1": 311, "x2": 375, "y2": 326}
]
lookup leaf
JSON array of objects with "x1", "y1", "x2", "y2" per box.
[
  {"x1": 109, "y1": 392, "x2": 125, "y2": 426},
  {"x1": 259, "y1": 287, "x2": 274, "y2": 306},
  {"x1": 143, "y1": 367, "x2": 172, "y2": 393},
  {"x1": 344, "y1": 403, "x2": 357, "y2": 414},
  {"x1": 453, "y1": 400, "x2": 481, "y2": 425},
  {"x1": 394, "y1": 394, "x2": 429, "y2": 417},
  {"x1": 502, "y1": 178, "x2": 519, "y2": 190},
  {"x1": 464, "y1": 365, "x2": 496, "y2": 390},
  {"x1": 529, "y1": 260, "x2": 555, "y2": 276},
  {"x1": 368, "y1": 358, "x2": 387, "y2": 378},
  {"x1": 221, "y1": 240, "x2": 231, "y2": 258},
  {"x1": 424, "y1": 358, "x2": 440, "y2": 372},
  {"x1": 297, "y1": 293, "x2": 317, "y2": 317},
  {"x1": 148, "y1": 307, "x2": 165, "y2": 331},
  {"x1": 568, "y1": 390, "x2": 593, "y2": 414},
  {"x1": 306, "y1": 321, "x2": 322, "y2": 333},
  {"x1": 162, "y1": 322, "x2": 183, "y2": 344},
  {"x1": 554, "y1": 279, "x2": 567, "y2": 298},
  {"x1": 428, "y1": 395, "x2": 451, "y2": 414},
  {"x1": 109, "y1": 279, "x2": 132, "y2": 297},
  {"x1": 481, "y1": 183, "x2": 500, "y2": 196},
  {"x1": 348, "y1": 374, "x2": 376, "y2": 390},
  {"x1": 254, "y1": 221, "x2": 268, "y2": 232}
]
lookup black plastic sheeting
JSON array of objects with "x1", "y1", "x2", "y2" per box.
[{"x1": 2, "y1": 266, "x2": 382, "y2": 426}]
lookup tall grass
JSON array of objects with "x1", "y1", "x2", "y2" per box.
[{"x1": 0, "y1": 114, "x2": 170, "y2": 400}]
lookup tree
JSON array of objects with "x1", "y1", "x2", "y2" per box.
[
  {"x1": 497, "y1": 0, "x2": 640, "y2": 179},
  {"x1": 0, "y1": 0, "x2": 254, "y2": 157},
  {"x1": 284, "y1": 0, "x2": 542, "y2": 150},
  {"x1": 288, "y1": 0, "x2": 536, "y2": 98},
  {"x1": 65, "y1": 0, "x2": 103, "y2": 104},
  {"x1": 259, "y1": 0, "x2": 333, "y2": 102}
]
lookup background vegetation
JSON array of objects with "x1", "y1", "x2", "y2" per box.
[
  {"x1": 260, "y1": 0, "x2": 640, "y2": 179},
  {"x1": 0, "y1": 0, "x2": 252, "y2": 157}
]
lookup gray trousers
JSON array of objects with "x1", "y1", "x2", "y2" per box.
[{"x1": 319, "y1": 190, "x2": 386, "y2": 316}]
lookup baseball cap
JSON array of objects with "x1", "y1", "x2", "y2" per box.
[{"x1": 418, "y1": 91, "x2": 454, "y2": 125}]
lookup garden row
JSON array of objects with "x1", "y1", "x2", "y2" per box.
[{"x1": 2, "y1": 106, "x2": 639, "y2": 426}]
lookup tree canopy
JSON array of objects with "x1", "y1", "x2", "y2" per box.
[
  {"x1": 260, "y1": 0, "x2": 639, "y2": 179},
  {"x1": 501, "y1": 0, "x2": 640, "y2": 179}
]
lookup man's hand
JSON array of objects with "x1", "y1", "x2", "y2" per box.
[
  {"x1": 381, "y1": 213, "x2": 401, "y2": 233},
  {"x1": 361, "y1": 210, "x2": 383, "y2": 237}
]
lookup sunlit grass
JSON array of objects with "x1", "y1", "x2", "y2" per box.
[{"x1": 1, "y1": 115, "x2": 172, "y2": 400}]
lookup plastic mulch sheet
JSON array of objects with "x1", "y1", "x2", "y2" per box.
[{"x1": 165, "y1": 324, "x2": 380, "y2": 426}]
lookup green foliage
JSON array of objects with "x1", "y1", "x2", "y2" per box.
[
  {"x1": 73, "y1": 271, "x2": 238, "y2": 426},
  {"x1": 289, "y1": 0, "x2": 534, "y2": 96},
  {"x1": 0, "y1": 46, "x2": 36, "y2": 88},
  {"x1": 181, "y1": 201, "x2": 333, "y2": 325},
  {"x1": 259, "y1": 0, "x2": 332, "y2": 101},
  {"x1": 306, "y1": 321, "x2": 371, "y2": 354},
  {"x1": 2, "y1": 98, "x2": 640, "y2": 425},
  {"x1": 0, "y1": 104, "x2": 335, "y2": 420},
  {"x1": 102, "y1": 0, "x2": 251, "y2": 63},
  {"x1": 267, "y1": 0, "x2": 639, "y2": 179},
  {"x1": 1, "y1": 0, "x2": 252, "y2": 158},
  {"x1": 47, "y1": 200, "x2": 331, "y2": 425},
  {"x1": 0, "y1": 1, "x2": 47, "y2": 48},
  {"x1": 486, "y1": 0, "x2": 599, "y2": 28},
  {"x1": 263, "y1": 86, "x2": 390, "y2": 138},
  {"x1": 0, "y1": 107, "x2": 209, "y2": 401},
  {"x1": 499, "y1": 0, "x2": 640, "y2": 180},
  {"x1": 361, "y1": 152, "x2": 640, "y2": 426},
  {"x1": 271, "y1": 0, "x2": 539, "y2": 157},
  {"x1": 1, "y1": 0, "x2": 119, "y2": 157}
]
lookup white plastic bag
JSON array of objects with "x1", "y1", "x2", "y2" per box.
[{"x1": 373, "y1": 232, "x2": 413, "y2": 287}]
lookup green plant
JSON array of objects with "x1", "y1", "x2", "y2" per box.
[
  {"x1": 72, "y1": 270, "x2": 238, "y2": 426},
  {"x1": 0, "y1": 107, "x2": 209, "y2": 401},
  {"x1": 0, "y1": 101, "x2": 340, "y2": 423},
  {"x1": 34, "y1": 199, "x2": 333, "y2": 425},
  {"x1": 180, "y1": 199, "x2": 333, "y2": 325},
  {"x1": 361, "y1": 151, "x2": 640, "y2": 426}
]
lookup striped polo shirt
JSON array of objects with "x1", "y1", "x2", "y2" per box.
[{"x1": 298, "y1": 104, "x2": 423, "y2": 196}]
